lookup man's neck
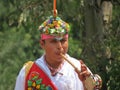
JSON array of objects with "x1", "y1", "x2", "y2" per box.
[
  {"x1": 44, "y1": 55, "x2": 64, "y2": 69},
  {"x1": 44, "y1": 56, "x2": 64, "y2": 76}
]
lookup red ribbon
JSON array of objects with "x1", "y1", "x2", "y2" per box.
[{"x1": 53, "y1": 0, "x2": 57, "y2": 17}]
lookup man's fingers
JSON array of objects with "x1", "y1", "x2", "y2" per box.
[
  {"x1": 81, "y1": 64, "x2": 87, "y2": 71},
  {"x1": 80, "y1": 71, "x2": 91, "y2": 77},
  {"x1": 80, "y1": 60, "x2": 87, "y2": 72},
  {"x1": 75, "y1": 60, "x2": 91, "y2": 81}
]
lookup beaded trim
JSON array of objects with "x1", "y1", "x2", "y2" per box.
[{"x1": 39, "y1": 16, "x2": 70, "y2": 36}]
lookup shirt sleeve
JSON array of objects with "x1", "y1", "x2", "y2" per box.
[{"x1": 14, "y1": 66, "x2": 25, "y2": 90}]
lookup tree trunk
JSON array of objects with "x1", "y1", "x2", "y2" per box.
[
  {"x1": 82, "y1": 0, "x2": 107, "y2": 89},
  {"x1": 82, "y1": 0, "x2": 104, "y2": 64}
]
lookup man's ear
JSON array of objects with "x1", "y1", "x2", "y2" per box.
[{"x1": 40, "y1": 40, "x2": 45, "y2": 49}]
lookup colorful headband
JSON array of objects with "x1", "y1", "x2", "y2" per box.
[
  {"x1": 41, "y1": 34, "x2": 68, "y2": 40},
  {"x1": 39, "y1": 16, "x2": 70, "y2": 36}
]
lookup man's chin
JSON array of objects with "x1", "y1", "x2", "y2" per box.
[{"x1": 56, "y1": 56, "x2": 64, "y2": 62}]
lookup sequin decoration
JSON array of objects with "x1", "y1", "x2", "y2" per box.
[
  {"x1": 27, "y1": 72, "x2": 53, "y2": 90},
  {"x1": 39, "y1": 16, "x2": 70, "y2": 36}
]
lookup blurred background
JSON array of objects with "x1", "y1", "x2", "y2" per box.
[{"x1": 0, "y1": 0, "x2": 120, "y2": 90}]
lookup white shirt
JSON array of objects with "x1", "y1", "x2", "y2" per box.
[{"x1": 14, "y1": 54, "x2": 84, "y2": 90}]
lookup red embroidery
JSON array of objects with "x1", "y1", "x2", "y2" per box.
[{"x1": 25, "y1": 62, "x2": 58, "y2": 90}]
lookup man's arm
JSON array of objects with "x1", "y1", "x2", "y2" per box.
[{"x1": 75, "y1": 60, "x2": 102, "y2": 90}]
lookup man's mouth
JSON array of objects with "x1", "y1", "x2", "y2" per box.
[{"x1": 56, "y1": 52, "x2": 62, "y2": 55}]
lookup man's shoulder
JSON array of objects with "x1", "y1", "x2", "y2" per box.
[
  {"x1": 23, "y1": 61, "x2": 34, "y2": 77},
  {"x1": 24, "y1": 61, "x2": 34, "y2": 66}
]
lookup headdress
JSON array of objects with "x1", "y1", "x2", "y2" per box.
[
  {"x1": 38, "y1": 0, "x2": 70, "y2": 40},
  {"x1": 39, "y1": 16, "x2": 70, "y2": 36}
]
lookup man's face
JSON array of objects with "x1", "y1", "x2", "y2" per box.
[{"x1": 40, "y1": 36, "x2": 68, "y2": 62}]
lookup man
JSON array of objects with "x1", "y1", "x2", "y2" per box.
[{"x1": 14, "y1": 16, "x2": 102, "y2": 90}]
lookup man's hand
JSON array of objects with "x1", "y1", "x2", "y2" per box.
[
  {"x1": 75, "y1": 60, "x2": 102, "y2": 90},
  {"x1": 75, "y1": 60, "x2": 91, "y2": 81},
  {"x1": 75, "y1": 60, "x2": 91, "y2": 90}
]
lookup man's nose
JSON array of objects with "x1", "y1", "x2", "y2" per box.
[{"x1": 57, "y1": 41, "x2": 63, "y2": 50}]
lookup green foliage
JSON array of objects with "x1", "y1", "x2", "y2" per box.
[
  {"x1": 105, "y1": 5, "x2": 120, "y2": 90},
  {"x1": 107, "y1": 60, "x2": 120, "y2": 90},
  {"x1": 68, "y1": 37, "x2": 82, "y2": 59}
]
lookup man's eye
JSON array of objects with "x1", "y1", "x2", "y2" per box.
[
  {"x1": 60, "y1": 39, "x2": 66, "y2": 43},
  {"x1": 51, "y1": 39, "x2": 57, "y2": 43}
]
